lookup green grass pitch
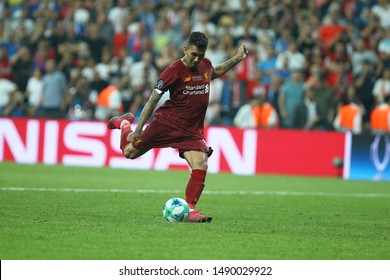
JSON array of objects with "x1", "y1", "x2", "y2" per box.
[{"x1": 0, "y1": 162, "x2": 389, "y2": 260}]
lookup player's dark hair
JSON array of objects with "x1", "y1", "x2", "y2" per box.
[{"x1": 188, "y1": 32, "x2": 208, "y2": 50}]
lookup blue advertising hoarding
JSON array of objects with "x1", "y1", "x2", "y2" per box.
[{"x1": 344, "y1": 132, "x2": 390, "y2": 181}]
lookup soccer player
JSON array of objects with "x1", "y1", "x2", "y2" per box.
[{"x1": 107, "y1": 31, "x2": 248, "y2": 222}]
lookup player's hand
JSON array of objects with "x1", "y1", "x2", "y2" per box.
[
  {"x1": 238, "y1": 44, "x2": 249, "y2": 60},
  {"x1": 127, "y1": 130, "x2": 141, "y2": 143}
]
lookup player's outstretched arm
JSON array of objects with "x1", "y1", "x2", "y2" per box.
[
  {"x1": 128, "y1": 89, "x2": 162, "y2": 142},
  {"x1": 211, "y1": 44, "x2": 248, "y2": 80}
]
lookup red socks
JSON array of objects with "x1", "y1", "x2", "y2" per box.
[
  {"x1": 185, "y1": 169, "x2": 206, "y2": 209},
  {"x1": 120, "y1": 122, "x2": 132, "y2": 152}
]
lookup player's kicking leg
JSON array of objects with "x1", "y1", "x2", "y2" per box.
[
  {"x1": 107, "y1": 112, "x2": 135, "y2": 129},
  {"x1": 107, "y1": 112, "x2": 135, "y2": 155},
  {"x1": 107, "y1": 112, "x2": 150, "y2": 159}
]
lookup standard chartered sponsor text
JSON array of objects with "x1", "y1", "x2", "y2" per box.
[{"x1": 183, "y1": 84, "x2": 207, "y2": 95}]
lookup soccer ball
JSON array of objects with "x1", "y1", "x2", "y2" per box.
[{"x1": 163, "y1": 198, "x2": 190, "y2": 222}]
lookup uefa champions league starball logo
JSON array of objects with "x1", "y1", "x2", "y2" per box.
[{"x1": 369, "y1": 134, "x2": 390, "y2": 181}]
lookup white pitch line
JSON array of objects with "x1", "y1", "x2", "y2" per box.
[{"x1": 1, "y1": 187, "x2": 390, "y2": 198}]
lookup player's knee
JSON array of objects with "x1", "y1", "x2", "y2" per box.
[
  {"x1": 195, "y1": 160, "x2": 208, "y2": 171},
  {"x1": 123, "y1": 147, "x2": 136, "y2": 159},
  {"x1": 124, "y1": 150, "x2": 138, "y2": 160},
  {"x1": 128, "y1": 152, "x2": 138, "y2": 160}
]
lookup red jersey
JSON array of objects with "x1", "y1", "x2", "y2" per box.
[{"x1": 153, "y1": 58, "x2": 214, "y2": 138}]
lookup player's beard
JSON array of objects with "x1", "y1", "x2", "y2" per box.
[{"x1": 190, "y1": 60, "x2": 199, "y2": 68}]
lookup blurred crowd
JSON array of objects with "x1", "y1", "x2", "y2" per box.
[{"x1": 1, "y1": 0, "x2": 390, "y2": 134}]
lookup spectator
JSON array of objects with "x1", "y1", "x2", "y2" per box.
[
  {"x1": 253, "y1": 13, "x2": 275, "y2": 44},
  {"x1": 113, "y1": 22, "x2": 130, "y2": 58},
  {"x1": 267, "y1": 75, "x2": 283, "y2": 118},
  {"x1": 275, "y1": 39, "x2": 306, "y2": 72},
  {"x1": 326, "y1": 60, "x2": 353, "y2": 102},
  {"x1": 90, "y1": 69, "x2": 109, "y2": 95},
  {"x1": 95, "y1": 10, "x2": 115, "y2": 52},
  {"x1": 31, "y1": 0, "x2": 60, "y2": 22},
  {"x1": 134, "y1": 0, "x2": 156, "y2": 36},
  {"x1": 305, "y1": 63, "x2": 324, "y2": 89},
  {"x1": 83, "y1": 22, "x2": 107, "y2": 64},
  {"x1": 72, "y1": 0, "x2": 90, "y2": 36},
  {"x1": 370, "y1": 95, "x2": 390, "y2": 133},
  {"x1": 128, "y1": 51, "x2": 158, "y2": 117},
  {"x1": 355, "y1": 59, "x2": 377, "y2": 125},
  {"x1": 171, "y1": 14, "x2": 192, "y2": 49},
  {"x1": 371, "y1": 0, "x2": 390, "y2": 29},
  {"x1": 318, "y1": 6, "x2": 347, "y2": 57},
  {"x1": 220, "y1": 69, "x2": 247, "y2": 125},
  {"x1": 155, "y1": 43, "x2": 181, "y2": 73},
  {"x1": 0, "y1": 45, "x2": 12, "y2": 80},
  {"x1": 333, "y1": 85, "x2": 364, "y2": 134},
  {"x1": 255, "y1": 34, "x2": 273, "y2": 62},
  {"x1": 25, "y1": 68, "x2": 43, "y2": 117},
  {"x1": 39, "y1": 58, "x2": 67, "y2": 118},
  {"x1": 254, "y1": 91, "x2": 279, "y2": 128},
  {"x1": 215, "y1": 14, "x2": 237, "y2": 40},
  {"x1": 296, "y1": 14, "x2": 318, "y2": 60},
  {"x1": 79, "y1": 56, "x2": 96, "y2": 82},
  {"x1": 119, "y1": 75, "x2": 135, "y2": 114},
  {"x1": 95, "y1": 49, "x2": 113, "y2": 82},
  {"x1": 292, "y1": 87, "x2": 320, "y2": 130},
  {"x1": 325, "y1": 41, "x2": 351, "y2": 67},
  {"x1": 56, "y1": 23, "x2": 79, "y2": 67},
  {"x1": 307, "y1": 44, "x2": 326, "y2": 70},
  {"x1": 110, "y1": 46, "x2": 133, "y2": 79},
  {"x1": 360, "y1": 11, "x2": 384, "y2": 51},
  {"x1": 377, "y1": 28, "x2": 390, "y2": 69},
  {"x1": 0, "y1": 78, "x2": 22, "y2": 116},
  {"x1": 152, "y1": 16, "x2": 175, "y2": 54},
  {"x1": 47, "y1": 20, "x2": 67, "y2": 60},
  {"x1": 278, "y1": 69, "x2": 305, "y2": 128},
  {"x1": 275, "y1": 55, "x2": 292, "y2": 82},
  {"x1": 33, "y1": 39, "x2": 56, "y2": 71},
  {"x1": 372, "y1": 67, "x2": 390, "y2": 106},
  {"x1": 219, "y1": 32, "x2": 235, "y2": 55},
  {"x1": 66, "y1": 76, "x2": 97, "y2": 120},
  {"x1": 107, "y1": 0, "x2": 130, "y2": 33},
  {"x1": 94, "y1": 78, "x2": 122, "y2": 121},
  {"x1": 235, "y1": 40, "x2": 257, "y2": 99},
  {"x1": 350, "y1": 37, "x2": 378, "y2": 77},
  {"x1": 311, "y1": 73, "x2": 335, "y2": 130},
  {"x1": 57, "y1": 51, "x2": 76, "y2": 82},
  {"x1": 191, "y1": 9, "x2": 217, "y2": 37},
  {"x1": 10, "y1": 46, "x2": 34, "y2": 93},
  {"x1": 258, "y1": 42, "x2": 277, "y2": 88},
  {"x1": 274, "y1": 28, "x2": 292, "y2": 54},
  {"x1": 1, "y1": 4, "x2": 12, "y2": 39},
  {"x1": 205, "y1": 78, "x2": 224, "y2": 126},
  {"x1": 233, "y1": 96, "x2": 261, "y2": 128},
  {"x1": 206, "y1": 36, "x2": 227, "y2": 66},
  {"x1": 129, "y1": 51, "x2": 158, "y2": 93},
  {"x1": 127, "y1": 20, "x2": 148, "y2": 62}
]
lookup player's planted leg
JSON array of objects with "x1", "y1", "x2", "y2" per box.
[
  {"x1": 183, "y1": 158, "x2": 212, "y2": 223},
  {"x1": 188, "y1": 209, "x2": 212, "y2": 223}
]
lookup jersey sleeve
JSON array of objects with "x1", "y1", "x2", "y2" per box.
[{"x1": 154, "y1": 63, "x2": 180, "y2": 95}]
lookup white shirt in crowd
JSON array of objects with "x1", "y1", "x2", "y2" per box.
[
  {"x1": 26, "y1": 76, "x2": 43, "y2": 107},
  {"x1": 373, "y1": 78, "x2": 390, "y2": 104},
  {"x1": 0, "y1": 78, "x2": 17, "y2": 108}
]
